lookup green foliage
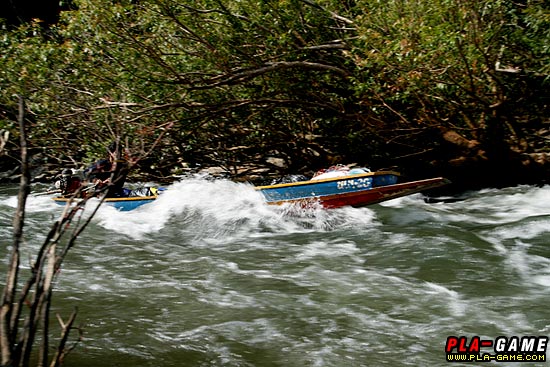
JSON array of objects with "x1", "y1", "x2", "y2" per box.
[
  {"x1": 348, "y1": 0, "x2": 549, "y2": 158},
  {"x1": 0, "y1": 0, "x2": 548, "y2": 181}
]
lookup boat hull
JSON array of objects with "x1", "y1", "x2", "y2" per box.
[
  {"x1": 53, "y1": 196, "x2": 157, "y2": 211},
  {"x1": 256, "y1": 172, "x2": 449, "y2": 208},
  {"x1": 315, "y1": 177, "x2": 450, "y2": 208}
]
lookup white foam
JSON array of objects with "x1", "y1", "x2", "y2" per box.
[
  {"x1": 1, "y1": 192, "x2": 60, "y2": 213},
  {"x1": 424, "y1": 282, "x2": 466, "y2": 317},
  {"x1": 91, "y1": 178, "x2": 378, "y2": 239}
]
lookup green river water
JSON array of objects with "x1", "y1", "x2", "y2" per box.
[{"x1": 0, "y1": 179, "x2": 549, "y2": 366}]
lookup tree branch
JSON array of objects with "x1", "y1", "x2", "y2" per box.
[
  {"x1": 195, "y1": 61, "x2": 350, "y2": 89},
  {"x1": 0, "y1": 95, "x2": 29, "y2": 366}
]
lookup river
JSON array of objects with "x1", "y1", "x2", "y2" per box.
[{"x1": 1, "y1": 179, "x2": 549, "y2": 366}]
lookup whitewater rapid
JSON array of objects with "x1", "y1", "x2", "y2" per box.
[{"x1": 0, "y1": 180, "x2": 549, "y2": 366}]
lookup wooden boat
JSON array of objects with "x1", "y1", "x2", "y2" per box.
[
  {"x1": 53, "y1": 195, "x2": 157, "y2": 211},
  {"x1": 52, "y1": 170, "x2": 449, "y2": 211},
  {"x1": 255, "y1": 170, "x2": 450, "y2": 209}
]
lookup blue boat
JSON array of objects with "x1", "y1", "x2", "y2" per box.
[
  {"x1": 256, "y1": 170, "x2": 450, "y2": 208},
  {"x1": 53, "y1": 195, "x2": 157, "y2": 211}
]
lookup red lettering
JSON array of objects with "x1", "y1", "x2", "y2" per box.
[
  {"x1": 469, "y1": 336, "x2": 480, "y2": 353},
  {"x1": 481, "y1": 340, "x2": 493, "y2": 348},
  {"x1": 458, "y1": 337, "x2": 468, "y2": 352},
  {"x1": 447, "y1": 336, "x2": 490, "y2": 354},
  {"x1": 446, "y1": 336, "x2": 459, "y2": 353}
]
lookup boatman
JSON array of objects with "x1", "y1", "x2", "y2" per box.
[
  {"x1": 55, "y1": 168, "x2": 83, "y2": 196},
  {"x1": 84, "y1": 142, "x2": 130, "y2": 197}
]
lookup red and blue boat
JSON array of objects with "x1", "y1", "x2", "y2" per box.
[
  {"x1": 255, "y1": 167, "x2": 449, "y2": 209},
  {"x1": 52, "y1": 167, "x2": 449, "y2": 211}
]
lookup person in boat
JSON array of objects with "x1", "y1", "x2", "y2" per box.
[
  {"x1": 58, "y1": 143, "x2": 161, "y2": 199},
  {"x1": 55, "y1": 168, "x2": 84, "y2": 196},
  {"x1": 84, "y1": 147, "x2": 160, "y2": 198},
  {"x1": 84, "y1": 142, "x2": 130, "y2": 198},
  {"x1": 84, "y1": 158, "x2": 112, "y2": 193}
]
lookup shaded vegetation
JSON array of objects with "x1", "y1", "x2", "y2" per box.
[{"x1": 1, "y1": 0, "x2": 549, "y2": 191}]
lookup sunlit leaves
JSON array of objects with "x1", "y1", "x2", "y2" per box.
[{"x1": 0, "y1": 0, "x2": 548, "y2": 177}]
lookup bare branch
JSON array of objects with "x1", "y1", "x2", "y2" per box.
[
  {"x1": 0, "y1": 95, "x2": 30, "y2": 366},
  {"x1": 50, "y1": 309, "x2": 79, "y2": 367},
  {"x1": 196, "y1": 61, "x2": 350, "y2": 89},
  {"x1": 299, "y1": 0, "x2": 354, "y2": 25},
  {"x1": 0, "y1": 130, "x2": 9, "y2": 155}
]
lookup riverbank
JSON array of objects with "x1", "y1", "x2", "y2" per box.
[{"x1": 1, "y1": 149, "x2": 549, "y2": 198}]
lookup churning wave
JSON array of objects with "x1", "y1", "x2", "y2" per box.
[
  {"x1": 1, "y1": 182, "x2": 550, "y2": 366},
  {"x1": 92, "y1": 178, "x2": 379, "y2": 239},
  {"x1": 6, "y1": 179, "x2": 550, "y2": 243}
]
